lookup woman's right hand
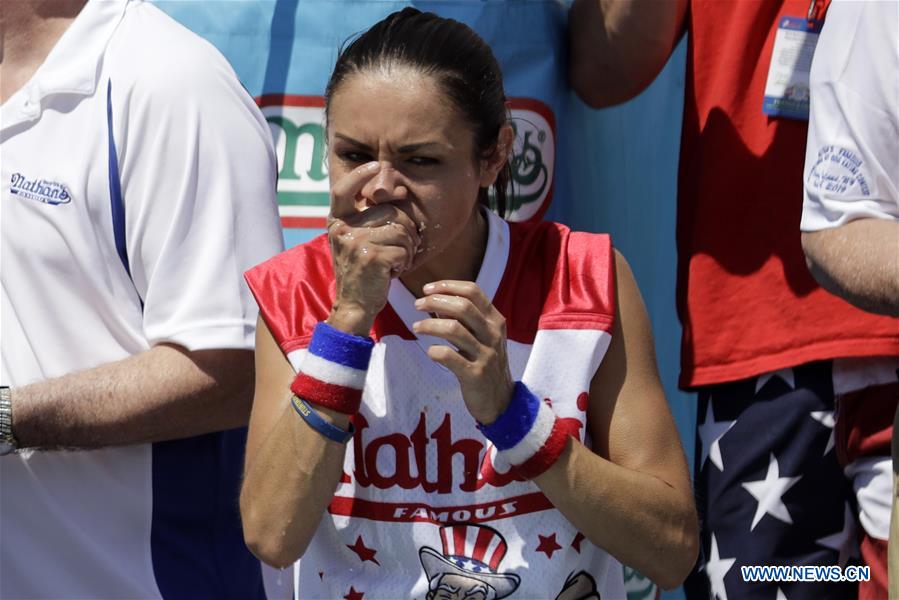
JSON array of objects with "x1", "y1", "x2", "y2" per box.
[{"x1": 326, "y1": 161, "x2": 421, "y2": 335}]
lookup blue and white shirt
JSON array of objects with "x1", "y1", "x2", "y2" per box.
[{"x1": 0, "y1": 1, "x2": 283, "y2": 597}]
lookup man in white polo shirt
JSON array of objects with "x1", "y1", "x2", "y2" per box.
[
  {"x1": 801, "y1": 0, "x2": 899, "y2": 595},
  {"x1": 801, "y1": 0, "x2": 899, "y2": 318},
  {"x1": 0, "y1": 0, "x2": 283, "y2": 597}
]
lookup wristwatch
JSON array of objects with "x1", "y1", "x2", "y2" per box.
[{"x1": 0, "y1": 386, "x2": 18, "y2": 455}]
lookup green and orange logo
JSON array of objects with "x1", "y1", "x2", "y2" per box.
[{"x1": 257, "y1": 95, "x2": 555, "y2": 229}]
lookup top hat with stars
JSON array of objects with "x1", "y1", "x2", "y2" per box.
[{"x1": 419, "y1": 523, "x2": 521, "y2": 598}]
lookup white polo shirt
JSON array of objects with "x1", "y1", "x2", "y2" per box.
[
  {"x1": 801, "y1": 0, "x2": 899, "y2": 230},
  {"x1": 0, "y1": 0, "x2": 283, "y2": 597}
]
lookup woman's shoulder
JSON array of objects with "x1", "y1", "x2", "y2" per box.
[
  {"x1": 244, "y1": 234, "x2": 334, "y2": 351},
  {"x1": 505, "y1": 219, "x2": 614, "y2": 282},
  {"x1": 507, "y1": 220, "x2": 612, "y2": 255},
  {"x1": 245, "y1": 234, "x2": 332, "y2": 288},
  {"x1": 496, "y1": 220, "x2": 615, "y2": 339}
]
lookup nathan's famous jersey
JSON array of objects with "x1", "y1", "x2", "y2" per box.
[{"x1": 246, "y1": 210, "x2": 625, "y2": 599}]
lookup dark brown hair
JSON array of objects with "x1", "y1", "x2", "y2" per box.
[{"x1": 325, "y1": 8, "x2": 511, "y2": 216}]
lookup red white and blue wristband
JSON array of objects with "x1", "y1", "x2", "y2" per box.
[
  {"x1": 290, "y1": 322, "x2": 374, "y2": 415},
  {"x1": 478, "y1": 381, "x2": 570, "y2": 479}
]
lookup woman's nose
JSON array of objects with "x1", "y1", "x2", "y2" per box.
[{"x1": 360, "y1": 162, "x2": 408, "y2": 205}]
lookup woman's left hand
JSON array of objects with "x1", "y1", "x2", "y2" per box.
[{"x1": 412, "y1": 280, "x2": 514, "y2": 425}]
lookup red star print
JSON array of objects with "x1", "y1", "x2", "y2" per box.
[
  {"x1": 571, "y1": 532, "x2": 586, "y2": 553},
  {"x1": 536, "y1": 533, "x2": 562, "y2": 559},
  {"x1": 347, "y1": 536, "x2": 381, "y2": 565},
  {"x1": 344, "y1": 586, "x2": 364, "y2": 600},
  {"x1": 577, "y1": 392, "x2": 589, "y2": 411}
]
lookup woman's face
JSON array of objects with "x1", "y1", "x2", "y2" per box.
[{"x1": 326, "y1": 67, "x2": 500, "y2": 271}]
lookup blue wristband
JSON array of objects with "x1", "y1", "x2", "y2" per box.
[
  {"x1": 477, "y1": 381, "x2": 566, "y2": 480},
  {"x1": 308, "y1": 322, "x2": 374, "y2": 370},
  {"x1": 477, "y1": 381, "x2": 541, "y2": 450},
  {"x1": 291, "y1": 395, "x2": 355, "y2": 444}
]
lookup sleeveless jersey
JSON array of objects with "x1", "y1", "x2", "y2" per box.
[{"x1": 246, "y1": 211, "x2": 626, "y2": 599}]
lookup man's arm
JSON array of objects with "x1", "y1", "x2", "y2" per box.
[
  {"x1": 802, "y1": 220, "x2": 899, "y2": 317},
  {"x1": 568, "y1": 0, "x2": 688, "y2": 108},
  {"x1": 799, "y1": 2, "x2": 899, "y2": 318},
  {"x1": 10, "y1": 345, "x2": 254, "y2": 449}
]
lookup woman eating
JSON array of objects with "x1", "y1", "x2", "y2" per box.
[{"x1": 240, "y1": 9, "x2": 698, "y2": 599}]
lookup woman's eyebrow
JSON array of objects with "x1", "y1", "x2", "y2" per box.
[
  {"x1": 397, "y1": 141, "x2": 443, "y2": 153},
  {"x1": 334, "y1": 133, "x2": 444, "y2": 154},
  {"x1": 333, "y1": 133, "x2": 373, "y2": 151}
]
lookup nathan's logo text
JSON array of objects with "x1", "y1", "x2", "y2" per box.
[
  {"x1": 9, "y1": 173, "x2": 71, "y2": 205},
  {"x1": 343, "y1": 411, "x2": 582, "y2": 493},
  {"x1": 257, "y1": 95, "x2": 556, "y2": 228}
]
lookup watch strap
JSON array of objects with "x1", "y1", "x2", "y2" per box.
[{"x1": 0, "y1": 386, "x2": 18, "y2": 455}]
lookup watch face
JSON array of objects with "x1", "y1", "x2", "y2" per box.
[{"x1": 0, "y1": 441, "x2": 16, "y2": 456}]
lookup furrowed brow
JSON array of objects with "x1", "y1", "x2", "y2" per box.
[
  {"x1": 397, "y1": 141, "x2": 443, "y2": 153},
  {"x1": 333, "y1": 133, "x2": 374, "y2": 151}
]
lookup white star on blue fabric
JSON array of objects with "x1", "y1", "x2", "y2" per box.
[
  {"x1": 755, "y1": 368, "x2": 796, "y2": 395},
  {"x1": 706, "y1": 534, "x2": 736, "y2": 600},
  {"x1": 698, "y1": 398, "x2": 736, "y2": 471},
  {"x1": 459, "y1": 559, "x2": 478, "y2": 572},
  {"x1": 741, "y1": 453, "x2": 802, "y2": 531},
  {"x1": 816, "y1": 501, "x2": 859, "y2": 567},
  {"x1": 810, "y1": 410, "x2": 836, "y2": 455}
]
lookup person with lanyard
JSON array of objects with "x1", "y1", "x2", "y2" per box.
[
  {"x1": 240, "y1": 9, "x2": 699, "y2": 599},
  {"x1": 569, "y1": 0, "x2": 899, "y2": 598}
]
